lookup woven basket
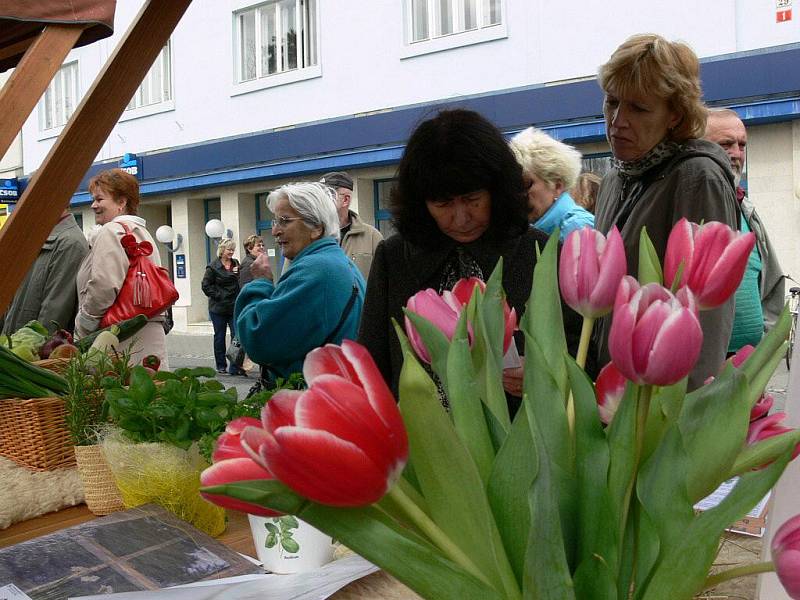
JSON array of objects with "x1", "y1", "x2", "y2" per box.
[
  {"x1": 74, "y1": 444, "x2": 125, "y2": 515},
  {"x1": 0, "y1": 397, "x2": 75, "y2": 471},
  {"x1": 33, "y1": 358, "x2": 70, "y2": 375}
]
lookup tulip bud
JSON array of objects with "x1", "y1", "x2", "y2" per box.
[
  {"x1": 664, "y1": 218, "x2": 756, "y2": 310},
  {"x1": 241, "y1": 341, "x2": 409, "y2": 507},
  {"x1": 746, "y1": 412, "x2": 800, "y2": 467},
  {"x1": 595, "y1": 362, "x2": 627, "y2": 424},
  {"x1": 559, "y1": 226, "x2": 627, "y2": 319},
  {"x1": 608, "y1": 277, "x2": 703, "y2": 386},
  {"x1": 771, "y1": 514, "x2": 800, "y2": 599}
]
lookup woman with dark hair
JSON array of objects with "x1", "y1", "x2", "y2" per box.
[{"x1": 358, "y1": 109, "x2": 581, "y2": 413}]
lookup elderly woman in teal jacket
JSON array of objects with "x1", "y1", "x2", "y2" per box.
[
  {"x1": 510, "y1": 126, "x2": 594, "y2": 241},
  {"x1": 235, "y1": 182, "x2": 366, "y2": 382}
]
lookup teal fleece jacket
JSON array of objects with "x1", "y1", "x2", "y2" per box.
[{"x1": 235, "y1": 237, "x2": 366, "y2": 377}]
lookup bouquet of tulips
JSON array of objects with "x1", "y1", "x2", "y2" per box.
[{"x1": 201, "y1": 220, "x2": 800, "y2": 600}]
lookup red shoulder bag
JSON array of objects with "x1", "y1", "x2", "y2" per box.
[{"x1": 100, "y1": 223, "x2": 179, "y2": 328}]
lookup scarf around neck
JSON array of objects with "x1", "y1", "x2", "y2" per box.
[{"x1": 613, "y1": 138, "x2": 681, "y2": 177}]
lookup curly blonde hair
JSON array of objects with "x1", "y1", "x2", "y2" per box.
[
  {"x1": 509, "y1": 127, "x2": 583, "y2": 190},
  {"x1": 216, "y1": 238, "x2": 236, "y2": 258},
  {"x1": 598, "y1": 34, "x2": 707, "y2": 142}
]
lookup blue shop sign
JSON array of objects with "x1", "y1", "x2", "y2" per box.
[
  {"x1": 0, "y1": 178, "x2": 20, "y2": 202},
  {"x1": 175, "y1": 254, "x2": 186, "y2": 279},
  {"x1": 119, "y1": 153, "x2": 143, "y2": 179}
]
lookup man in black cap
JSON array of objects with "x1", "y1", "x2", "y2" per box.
[{"x1": 320, "y1": 171, "x2": 383, "y2": 279}]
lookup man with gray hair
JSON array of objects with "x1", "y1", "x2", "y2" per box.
[
  {"x1": 704, "y1": 108, "x2": 784, "y2": 353},
  {"x1": 319, "y1": 171, "x2": 383, "y2": 279}
]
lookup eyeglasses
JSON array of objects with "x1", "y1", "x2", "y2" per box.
[{"x1": 272, "y1": 216, "x2": 304, "y2": 228}]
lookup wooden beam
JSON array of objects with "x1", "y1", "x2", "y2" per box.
[
  {"x1": 0, "y1": 0, "x2": 193, "y2": 316},
  {"x1": 0, "y1": 24, "x2": 84, "y2": 160}
]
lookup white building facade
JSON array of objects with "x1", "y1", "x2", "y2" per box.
[{"x1": 17, "y1": 0, "x2": 800, "y2": 331}]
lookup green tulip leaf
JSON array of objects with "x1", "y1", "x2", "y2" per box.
[
  {"x1": 739, "y1": 305, "x2": 790, "y2": 387},
  {"x1": 447, "y1": 315, "x2": 495, "y2": 482},
  {"x1": 642, "y1": 449, "x2": 792, "y2": 600},
  {"x1": 605, "y1": 381, "x2": 637, "y2": 538},
  {"x1": 572, "y1": 553, "x2": 617, "y2": 600},
  {"x1": 398, "y1": 338, "x2": 520, "y2": 599},
  {"x1": 566, "y1": 357, "x2": 618, "y2": 574},
  {"x1": 637, "y1": 226, "x2": 663, "y2": 286},
  {"x1": 486, "y1": 405, "x2": 537, "y2": 582},
  {"x1": 521, "y1": 231, "x2": 568, "y2": 397},
  {"x1": 678, "y1": 369, "x2": 749, "y2": 502},
  {"x1": 204, "y1": 479, "x2": 505, "y2": 600},
  {"x1": 523, "y1": 414, "x2": 576, "y2": 600}
]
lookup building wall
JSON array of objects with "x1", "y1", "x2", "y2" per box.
[{"x1": 19, "y1": 0, "x2": 800, "y2": 172}]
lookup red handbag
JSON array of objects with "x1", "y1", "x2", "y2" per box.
[{"x1": 100, "y1": 223, "x2": 179, "y2": 328}]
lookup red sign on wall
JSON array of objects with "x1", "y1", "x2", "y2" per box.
[{"x1": 777, "y1": 0, "x2": 793, "y2": 21}]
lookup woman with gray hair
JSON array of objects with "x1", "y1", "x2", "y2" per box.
[
  {"x1": 202, "y1": 238, "x2": 244, "y2": 375},
  {"x1": 509, "y1": 126, "x2": 594, "y2": 241},
  {"x1": 235, "y1": 182, "x2": 366, "y2": 384}
]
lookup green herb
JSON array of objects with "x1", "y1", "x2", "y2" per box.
[
  {"x1": 265, "y1": 515, "x2": 301, "y2": 555},
  {"x1": 105, "y1": 366, "x2": 238, "y2": 450},
  {"x1": 64, "y1": 347, "x2": 131, "y2": 446}
]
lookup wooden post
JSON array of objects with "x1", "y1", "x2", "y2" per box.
[
  {"x1": 0, "y1": 24, "x2": 84, "y2": 159},
  {"x1": 0, "y1": 0, "x2": 193, "y2": 316}
]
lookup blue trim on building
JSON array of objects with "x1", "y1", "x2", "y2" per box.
[{"x1": 68, "y1": 43, "x2": 800, "y2": 205}]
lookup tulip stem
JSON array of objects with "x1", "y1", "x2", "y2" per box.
[
  {"x1": 384, "y1": 484, "x2": 495, "y2": 591},
  {"x1": 576, "y1": 316, "x2": 595, "y2": 370},
  {"x1": 701, "y1": 561, "x2": 774, "y2": 591}
]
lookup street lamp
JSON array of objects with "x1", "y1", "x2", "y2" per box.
[
  {"x1": 155, "y1": 225, "x2": 183, "y2": 253},
  {"x1": 204, "y1": 219, "x2": 233, "y2": 240}
]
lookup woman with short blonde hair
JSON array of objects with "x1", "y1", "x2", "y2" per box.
[
  {"x1": 202, "y1": 238, "x2": 244, "y2": 375},
  {"x1": 593, "y1": 33, "x2": 739, "y2": 390},
  {"x1": 509, "y1": 127, "x2": 594, "y2": 240}
]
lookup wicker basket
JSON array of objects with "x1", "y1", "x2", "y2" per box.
[
  {"x1": 74, "y1": 444, "x2": 125, "y2": 515},
  {"x1": 0, "y1": 397, "x2": 75, "y2": 471},
  {"x1": 33, "y1": 358, "x2": 70, "y2": 375}
]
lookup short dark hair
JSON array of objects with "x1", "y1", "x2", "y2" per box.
[
  {"x1": 391, "y1": 109, "x2": 529, "y2": 249},
  {"x1": 89, "y1": 168, "x2": 140, "y2": 215}
]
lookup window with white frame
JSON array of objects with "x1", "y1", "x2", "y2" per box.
[
  {"x1": 408, "y1": 0, "x2": 502, "y2": 43},
  {"x1": 127, "y1": 42, "x2": 172, "y2": 111},
  {"x1": 234, "y1": 0, "x2": 318, "y2": 83},
  {"x1": 38, "y1": 61, "x2": 79, "y2": 131}
]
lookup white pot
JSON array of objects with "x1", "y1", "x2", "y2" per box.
[{"x1": 248, "y1": 514, "x2": 335, "y2": 574}]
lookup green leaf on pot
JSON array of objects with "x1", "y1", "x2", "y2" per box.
[
  {"x1": 397, "y1": 334, "x2": 520, "y2": 599},
  {"x1": 679, "y1": 369, "x2": 749, "y2": 503},
  {"x1": 206, "y1": 480, "x2": 505, "y2": 600},
  {"x1": 641, "y1": 449, "x2": 792, "y2": 600},
  {"x1": 447, "y1": 313, "x2": 495, "y2": 483},
  {"x1": 637, "y1": 226, "x2": 663, "y2": 286},
  {"x1": 486, "y1": 405, "x2": 536, "y2": 582},
  {"x1": 128, "y1": 366, "x2": 156, "y2": 406},
  {"x1": 523, "y1": 414, "x2": 576, "y2": 600},
  {"x1": 566, "y1": 357, "x2": 618, "y2": 574}
]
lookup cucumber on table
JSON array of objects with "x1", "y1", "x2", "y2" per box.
[{"x1": 76, "y1": 315, "x2": 149, "y2": 353}]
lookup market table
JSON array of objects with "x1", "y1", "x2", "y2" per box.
[{"x1": 0, "y1": 504, "x2": 420, "y2": 599}]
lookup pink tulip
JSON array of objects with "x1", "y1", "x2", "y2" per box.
[
  {"x1": 559, "y1": 226, "x2": 627, "y2": 319},
  {"x1": 404, "y1": 277, "x2": 517, "y2": 363},
  {"x1": 726, "y1": 345, "x2": 774, "y2": 421},
  {"x1": 608, "y1": 276, "x2": 703, "y2": 386},
  {"x1": 239, "y1": 341, "x2": 408, "y2": 507},
  {"x1": 746, "y1": 412, "x2": 800, "y2": 466},
  {"x1": 772, "y1": 514, "x2": 800, "y2": 599},
  {"x1": 595, "y1": 362, "x2": 627, "y2": 424},
  {"x1": 200, "y1": 417, "x2": 282, "y2": 517},
  {"x1": 663, "y1": 218, "x2": 755, "y2": 310}
]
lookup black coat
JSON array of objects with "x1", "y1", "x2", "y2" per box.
[
  {"x1": 201, "y1": 258, "x2": 241, "y2": 315},
  {"x1": 357, "y1": 228, "x2": 585, "y2": 412}
]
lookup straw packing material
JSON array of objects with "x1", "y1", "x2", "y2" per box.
[{"x1": 101, "y1": 429, "x2": 225, "y2": 536}]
